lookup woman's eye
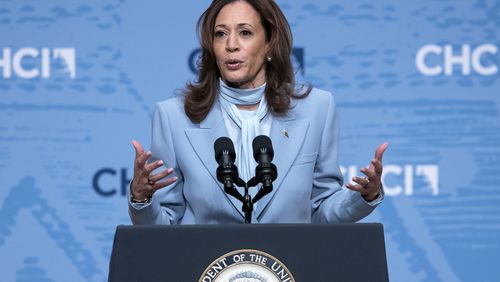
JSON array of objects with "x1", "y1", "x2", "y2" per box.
[
  {"x1": 214, "y1": 31, "x2": 226, "y2": 37},
  {"x1": 240, "y1": 30, "x2": 252, "y2": 36}
]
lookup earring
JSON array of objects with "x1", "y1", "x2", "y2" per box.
[{"x1": 266, "y1": 56, "x2": 272, "y2": 62}]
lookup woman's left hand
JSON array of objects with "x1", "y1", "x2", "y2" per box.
[{"x1": 346, "y1": 142, "x2": 389, "y2": 201}]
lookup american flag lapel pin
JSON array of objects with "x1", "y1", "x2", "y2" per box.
[{"x1": 282, "y1": 129, "x2": 289, "y2": 138}]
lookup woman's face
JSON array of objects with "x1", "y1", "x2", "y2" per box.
[{"x1": 213, "y1": 1, "x2": 269, "y2": 89}]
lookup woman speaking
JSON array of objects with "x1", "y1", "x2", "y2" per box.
[{"x1": 128, "y1": 0, "x2": 388, "y2": 224}]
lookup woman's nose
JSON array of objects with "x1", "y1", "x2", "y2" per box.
[{"x1": 225, "y1": 34, "x2": 239, "y2": 52}]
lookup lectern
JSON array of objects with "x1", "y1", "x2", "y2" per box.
[{"x1": 108, "y1": 224, "x2": 388, "y2": 282}]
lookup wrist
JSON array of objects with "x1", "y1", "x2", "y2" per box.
[
  {"x1": 130, "y1": 192, "x2": 151, "y2": 204},
  {"x1": 363, "y1": 191, "x2": 380, "y2": 202},
  {"x1": 130, "y1": 182, "x2": 151, "y2": 203}
]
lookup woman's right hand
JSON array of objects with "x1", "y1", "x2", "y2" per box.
[{"x1": 130, "y1": 140, "x2": 177, "y2": 201}]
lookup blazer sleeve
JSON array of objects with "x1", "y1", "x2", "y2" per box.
[
  {"x1": 310, "y1": 92, "x2": 381, "y2": 223},
  {"x1": 128, "y1": 102, "x2": 186, "y2": 225}
]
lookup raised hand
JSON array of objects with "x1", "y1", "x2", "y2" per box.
[
  {"x1": 130, "y1": 140, "x2": 177, "y2": 202},
  {"x1": 346, "y1": 142, "x2": 389, "y2": 201}
]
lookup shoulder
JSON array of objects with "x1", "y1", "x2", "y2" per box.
[
  {"x1": 156, "y1": 95, "x2": 184, "y2": 113},
  {"x1": 152, "y1": 95, "x2": 191, "y2": 125},
  {"x1": 307, "y1": 87, "x2": 334, "y2": 104},
  {"x1": 292, "y1": 87, "x2": 336, "y2": 113}
]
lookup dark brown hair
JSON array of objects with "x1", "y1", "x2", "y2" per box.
[{"x1": 184, "y1": 0, "x2": 311, "y2": 123}]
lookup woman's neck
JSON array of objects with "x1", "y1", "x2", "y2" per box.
[{"x1": 236, "y1": 103, "x2": 259, "y2": 111}]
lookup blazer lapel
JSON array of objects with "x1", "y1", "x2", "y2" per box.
[
  {"x1": 184, "y1": 102, "x2": 245, "y2": 218},
  {"x1": 255, "y1": 114, "x2": 310, "y2": 218}
]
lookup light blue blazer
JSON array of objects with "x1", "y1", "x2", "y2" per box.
[{"x1": 129, "y1": 88, "x2": 380, "y2": 224}]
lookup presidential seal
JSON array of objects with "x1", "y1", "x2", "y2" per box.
[{"x1": 199, "y1": 249, "x2": 295, "y2": 282}]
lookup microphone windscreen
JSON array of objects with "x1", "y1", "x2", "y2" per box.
[
  {"x1": 214, "y1": 137, "x2": 236, "y2": 161},
  {"x1": 252, "y1": 135, "x2": 274, "y2": 161}
]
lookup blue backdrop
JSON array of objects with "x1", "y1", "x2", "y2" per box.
[{"x1": 1, "y1": 0, "x2": 499, "y2": 281}]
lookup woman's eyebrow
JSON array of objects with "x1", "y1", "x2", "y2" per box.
[{"x1": 215, "y1": 23, "x2": 254, "y2": 29}]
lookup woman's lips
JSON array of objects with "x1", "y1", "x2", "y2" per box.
[{"x1": 225, "y1": 59, "x2": 243, "y2": 70}]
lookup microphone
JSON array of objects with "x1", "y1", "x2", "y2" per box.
[
  {"x1": 214, "y1": 137, "x2": 238, "y2": 189},
  {"x1": 252, "y1": 135, "x2": 278, "y2": 194},
  {"x1": 214, "y1": 136, "x2": 277, "y2": 223}
]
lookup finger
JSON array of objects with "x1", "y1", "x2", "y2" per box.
[
  {"x1": 152, "y1": 176, "x2": 178, "y2": 191},
  {"x1": 145, "y1": 160, "x2": 165, "y2": 174},
  {"x1": 131, "y1": 140, "x2": 144, "y2": 159},
  {"x1": 370, "y1": 159, "x2": 383, "y2": 175},
  {"x1": 374, "y1": 142, "x2": 389, "y2": 162},
  {"x1": 352, "y1": 176, "x2": 370, "y2": 186},
  {"x1": 148, "y1": 167, "x2": 174, "y2": 183},
  {"x1": 136, "y1": 150, "x2": 152, "y2": 167},
  {"x1": 360, "y1": 167, "x2": 377, "y2": 180},
  {"x1": 345, "y1": 182, "x2": 364, "y2": 193}
]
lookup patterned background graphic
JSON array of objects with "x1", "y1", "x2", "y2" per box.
[{"x1": 1, "y1": 0, "x2": 499, "y2": 281}]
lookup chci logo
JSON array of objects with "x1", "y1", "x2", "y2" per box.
[
  {"x1": 199, "y1": 249, "x2": 295, "y2": 282},
  {"x1": 0, "y1": 47, "x2": 76, "y2": 79}
]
